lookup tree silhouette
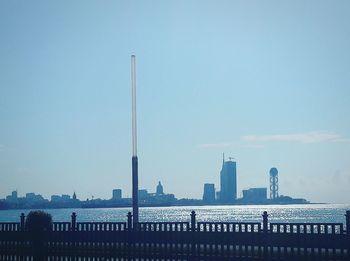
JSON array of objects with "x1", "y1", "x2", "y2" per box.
[{"x1": 25, "y1": 210, "x2": 52, "y2": 232}]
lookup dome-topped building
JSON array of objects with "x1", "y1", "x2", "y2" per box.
[{"x1": 156, "y1": 181, "x2": 164, "y2": 195}]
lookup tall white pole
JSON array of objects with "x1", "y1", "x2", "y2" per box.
[
  {"x1": 131, "y1": 55, "x2": 137, "y2": 157},
  {"x1": 131, "y1": 55, "x2": 139, "y2": 225}
]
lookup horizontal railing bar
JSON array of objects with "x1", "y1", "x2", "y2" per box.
[{"x1": 270, "y1": 223, "x2": 343, "y2": 225}]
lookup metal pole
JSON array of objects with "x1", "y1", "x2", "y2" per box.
[
  {"x1": 131, "y1": 55, "x2": 139, "y2": 225},
  {"x1": 132, "y1": 156, "x2": 138, "y2": 225}
]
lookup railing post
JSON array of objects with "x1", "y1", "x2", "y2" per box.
[
  {"x1": 20, "y1": 213, "x2": 25, "y2": 231},
  {"x1": 346, "y1": 211, "x2": 350, "y2": 260},
  {"x1": 262, "y1": 211, "x2": 269, "y2": 259},
  {"x1": 190, "y1": 210, "x2": 197, "y2": 256},
  {"x1": 191, "y1": 210, "x2": 196, "y2": 232},
  {"x1": 126, "y1": 212, "x2": 133, "y2": 259},
  {"x1": 127, "y1": 212, "x2": 133, "y2": 231},
  {"x1": 262, "y1": 211, "x2": 269, "y2": 233},
  {"x1": 71, "y1": 212, "x2": 77, "y2": 231},
  {"x1": 345, "y1": 211, "x2": 350, "y2": 235}
]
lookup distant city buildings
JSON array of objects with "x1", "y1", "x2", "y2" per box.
[
  {"x1": 138, "y1": 189, "x2": 149, "y2": 200},
  {"x1": 156, "y1": 181, "x2": 164, "y2": 195},
  {"x1": 202, "y1": 183, "x2": 215, "y2": 203},
  {"x1": 200, "y1": 154, "x2": 308, "y2": 205},
  {"x1": 112, "y1": 189, "x2": 122, "y2": 200},
  {"x1": 50, "y1": 192, "x2": 80, "y2": 207},
  {"x1": 218, "y1": 155, "x2": 237, "y2": 203},
  {"x1": 1, "y1": 159, "x2": 309, "y2": 210},
  {"x1": 51, "y1": 193, "x2": 75, "y2": 203},
  {"x1": 51, "y1": 195, "x2": 63, "y2": 202},
  {"x1": 136, "y1": 182, "x2": 176, "y2": 206},
  {"x1": 25, "y1": 192, "x2": 44, "y2": 202},
  {"x1": 242, "y1": 188, "x2": 267, "y2": 203},
  {"x1": 6, "y1": 190, "x2": 18, "y2": 203},
  {"x1": 0, "y1": 190, "x2": 78, "y2": 209}
]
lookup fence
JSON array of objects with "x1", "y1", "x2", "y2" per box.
[{"x1": 0, "y1": 210, "x2": 349, "y2": 260}]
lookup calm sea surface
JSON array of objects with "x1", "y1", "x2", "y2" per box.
[{"x1": 1, "y1": 204, "x2": 349, "y2": 224}]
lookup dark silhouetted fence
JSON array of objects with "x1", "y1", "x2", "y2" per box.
[{"x1": 0, "y1": 210, "x2": 349, "y2": 260}]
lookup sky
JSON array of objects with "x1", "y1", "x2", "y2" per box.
[{"x1": 1, "y1": 0, "x2": 350, "y2": 203}]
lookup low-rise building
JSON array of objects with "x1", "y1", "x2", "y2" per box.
[
  {"x1": 203, "y1": 183, "x2": 215, "y2": 204},
  {"x1": 112, "y1": 189, "x2": 122, "y2": 200},
  {"x1": 242, "y1": 188, "x2": 267, "y2": 203}
]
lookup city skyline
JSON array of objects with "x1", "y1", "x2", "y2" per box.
[
  {"x1": 2, "y1": 161, "x2": 308, "y2": 209},
  {"x1": 0, "y1": 155, "x2": 329, "y2": 204},
  {"x1": 1, "y1": 1, "x2": 350, "y2": 203}
]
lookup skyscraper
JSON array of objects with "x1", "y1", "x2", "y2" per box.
[{"x1": 219, "y1": 154, "x2": 237, "y2": 202}]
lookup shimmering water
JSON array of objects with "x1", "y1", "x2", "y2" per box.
[{"x1": 0, "y1": 204, "x2": 349, "y2": 224}]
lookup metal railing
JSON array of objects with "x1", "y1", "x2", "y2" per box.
[{"x1": 0, "y1": 210, "x2": 349, "y2": 260}]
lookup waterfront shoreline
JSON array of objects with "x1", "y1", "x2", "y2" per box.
[
  {"x1": 0, "y1": 201, "x2": 320, "y2": 211},
  {"x1": 1, "y1": 204, "x2": 349, "y2": 224}
]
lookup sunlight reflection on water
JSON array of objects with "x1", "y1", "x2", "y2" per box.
[{"x1": 0, "y1": 204, "x2": 349, "y2": 224}]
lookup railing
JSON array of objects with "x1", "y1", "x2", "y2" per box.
[
  {"x1": 52, "y1": 222, "x2": 71, "y2": 232},
  {"x1": 76, "y1": 222, "x2": 127, "y2": 232},
  {"x1": 270, "y1": 222, "x2": 344, "y2": 234},
  {"x1": 197, "y1": 222, "x2": 261, "y2": 232},
  {"x1": 0, "y1": 210, "x2": 349, "y2": 260},
  {"x1": 0, "y1": 223, "x2": 20, "y2": 232},
  {"x1": 136, "y1": 222, "x2": 190, "y2": 232}
]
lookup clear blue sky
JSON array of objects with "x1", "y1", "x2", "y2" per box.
[{"x1": 1, "y1": 0, "x2": 350, "y2": 203}]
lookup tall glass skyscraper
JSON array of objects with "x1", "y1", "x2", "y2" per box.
[{"x1": 219, "y1": 156, "x2": 237, "y2": 202}]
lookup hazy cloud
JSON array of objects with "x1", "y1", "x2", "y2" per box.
[
  {"x1": 329, "y1": 170, "x2": 350, "y2": 185},
  {"x1": 241, "y1": 144, "x2": 265, "y2": 149},
  {"x1": 197, "y1": 142, "x2": 232, "y2": 149},
  {"x1": 242, "y1": 131, "x2": 350, "y2": 144},
  {"x1": 197, "y1": 142, "x2": 264, "y2": 149},
  {"x1": 197, "y1": 131, "x2": 349, "y2": 149}
]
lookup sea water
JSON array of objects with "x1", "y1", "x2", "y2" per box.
[{"x1": 1, "y1": 204, "x2": 349, "y2": 224}]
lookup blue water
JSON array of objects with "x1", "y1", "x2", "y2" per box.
[{"x1": 0, "y1": 204, "x2": 349, "y2": 224}]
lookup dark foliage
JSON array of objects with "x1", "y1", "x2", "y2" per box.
[{"x1": 25, "y1": 210, "x2": 52, "y2": 232}]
